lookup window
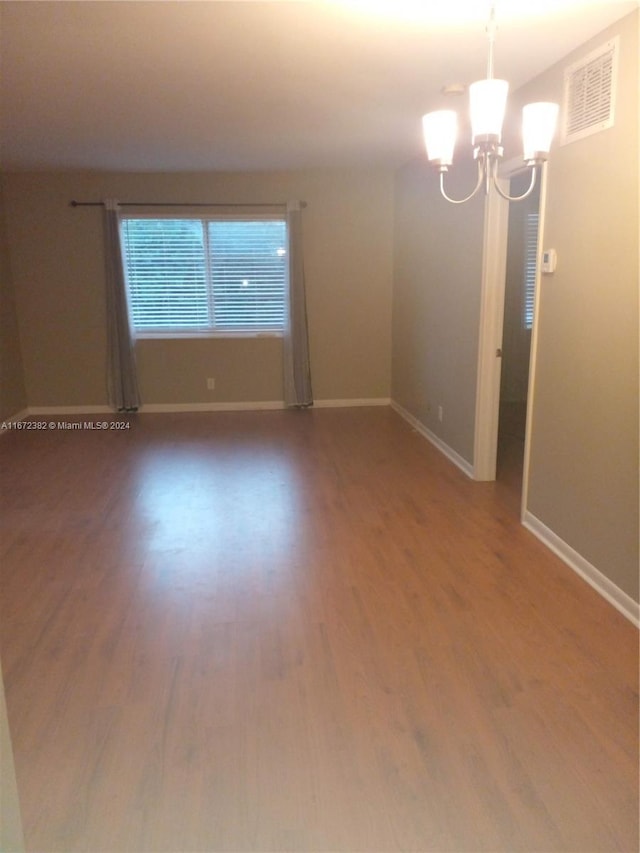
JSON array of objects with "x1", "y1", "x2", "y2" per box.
[
  {"x1": 523, "y1": 212, "x2": 539, "y2": 330},
  {"x1": 120, "y1": 216, "x2": 288, "y2": 335}
]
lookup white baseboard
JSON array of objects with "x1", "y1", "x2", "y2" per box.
[
  {"x1": 523, "y1": 511, "x2": 639, "y2": 627},
  {"x1": 145, "y1": 398, "x2": 390, "y2": 412},
  {"x1": 314, "y1": 398, "x2": 390, "y2": 409},
  {"x1": 28, "y1": 402, "x2": 282, "y2": 415},
  {"x1": 390, "y1": 400, "x2": 474, "y2": 479},
  {"x1": 25, "y1": 399, "x2": 391, "y2": 416},
  {"x1": 28, "y1": 405, "x2": 113, "y2": 415},
  {"x1": 140, "y1": 401, "x2": 286, "y2": 413}
]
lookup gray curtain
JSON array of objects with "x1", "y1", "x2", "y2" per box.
[
  {"x1": 104, "y1": 200, "x2": 140, "y2": 411},
  {"x1": 283, "y1": 201, "x2": 313, "y2": 407}
]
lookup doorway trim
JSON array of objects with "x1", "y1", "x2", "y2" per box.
[
  {"x1": 520, "y1": 161, "x2": 549, "y2": 519},
  {"x1": 472, "y1": 176, "x2": 509, "y2": 482},
  {"x1": 473, "y1": 157, "x2": 549, "y2": 518}
]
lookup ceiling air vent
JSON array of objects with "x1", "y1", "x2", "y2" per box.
[{"x1": 561, "y1": 37, "x2": 618, "y2": 145}]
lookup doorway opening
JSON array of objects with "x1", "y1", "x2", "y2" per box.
[{"x1": 496, "y1": 170, "x2": 541, "y2": 497}]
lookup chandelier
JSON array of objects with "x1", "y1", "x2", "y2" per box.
[{"x1": 422, "y1": 3, "x2": 559, "y2": 204}]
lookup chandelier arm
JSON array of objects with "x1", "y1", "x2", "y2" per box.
[
  {"x1": 492, "y1": 164, "x2": 538, "y2": 202},
  {"x1": 439, "y1": 160, "x2": 485, "y2": 205}
]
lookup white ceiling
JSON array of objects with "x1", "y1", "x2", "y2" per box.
[{"x1": 1, "y1": 0, "x2": 637, "y2": 172}]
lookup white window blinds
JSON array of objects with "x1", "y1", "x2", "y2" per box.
[
  {"x1": 120, "y1": 216, "x2": 287, "y2": 334},
  {"x1": 523, "y1": 212, "x2": 539, "y2": 330},
  {"x1": 209, "y1": 221, "x2": 287, "y2": 331}
]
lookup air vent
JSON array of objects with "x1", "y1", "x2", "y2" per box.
[{"x1": 561, "y1": 37, "x2": 618, "y2": 145}]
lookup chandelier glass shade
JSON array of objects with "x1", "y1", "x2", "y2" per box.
[
  {"x1": 469, "y1": 78, "x2": 509, "y2": 142},
  {"x1": 522, "y1": 101, "x2": 560, "y2": 161}
]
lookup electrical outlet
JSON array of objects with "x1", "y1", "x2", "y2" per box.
[
  {"x1": 438, "y1": 405, "x2": 443, "y2": 422},
  {"x1": 206, "y1": 377, "x2": 215, "y2": 391}
]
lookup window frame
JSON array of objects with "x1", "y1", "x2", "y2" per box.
[{"x1": 120, "y1": 212, "x2": 289, "y2": 340}]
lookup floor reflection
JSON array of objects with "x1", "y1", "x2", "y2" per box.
[{"x1": 131, "y1": 445, "x2": 301, "y2": 569}]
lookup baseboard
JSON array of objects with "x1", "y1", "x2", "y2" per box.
[
  {"x1": 144, "y1": 399, "x2": 390, "y2": 412},
  {"x1": 25, "y1": 399, "x2": 390, "y2": 416},
  {"x1": 523, "y1": 511, "x2": 640, "y2": 627},
  {"x1": 390, "y1": 400, "x2": 474, "y2": 479},
  {"x1": 140, "y1": 401, "x2": 286, "y2": 413},
  {"x1": 314, "y1": 398, "x2": 390, "y2": 409},
  {"x1": 28, "y1": 402, "x2": 285, "y2": 415},
  {"x1": 28, "y1": 405, "x2": 113, "y2": 415},
  {"x1": 0, "y1": 408, "x2": 29, "y2": 436}
]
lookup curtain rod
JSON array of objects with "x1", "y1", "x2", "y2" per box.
[{"x1": 70, "y1": 200, "x2": 306, "y2": 209}]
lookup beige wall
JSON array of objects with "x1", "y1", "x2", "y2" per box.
[
  {"x1": 392, "y1": 158, "x2": 485, "y2": 464},
  {"x1": 0, "y1": 176, "x2": 27, "y2": 421},
  {"x1": 509, "y1": 11, "x2": 639, "y2": 601},
  {"x1": 3, "y1": 169, "x2": 393, "y2": 407}
]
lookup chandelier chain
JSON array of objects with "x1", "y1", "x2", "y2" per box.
[{"x1": 486, "y1": 2, "x2": 497, "y2": 80}]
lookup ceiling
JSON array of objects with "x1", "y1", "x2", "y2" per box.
[{"x1": 1, "y1": 0, "x2": 637, "y2": 172}]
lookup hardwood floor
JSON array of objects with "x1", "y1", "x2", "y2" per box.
[{"x1": 1, "y1": 408, "x2": 637, "y2": 852}]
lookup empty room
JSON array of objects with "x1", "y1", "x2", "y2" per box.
[{"x1": 0, "y1": 2, "x2": 638, "y2": 852}]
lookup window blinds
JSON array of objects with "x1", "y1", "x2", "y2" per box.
[
  {"x1": 120, "y1": 217, "x2": 287, "y2": 334},
  {"x1": 523, "y1": 212, "x2": 539, "y2": 330}
]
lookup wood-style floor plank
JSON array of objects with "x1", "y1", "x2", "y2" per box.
[{"x1": 0, "y1": 408, "x2": 637, "y2": 852}]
